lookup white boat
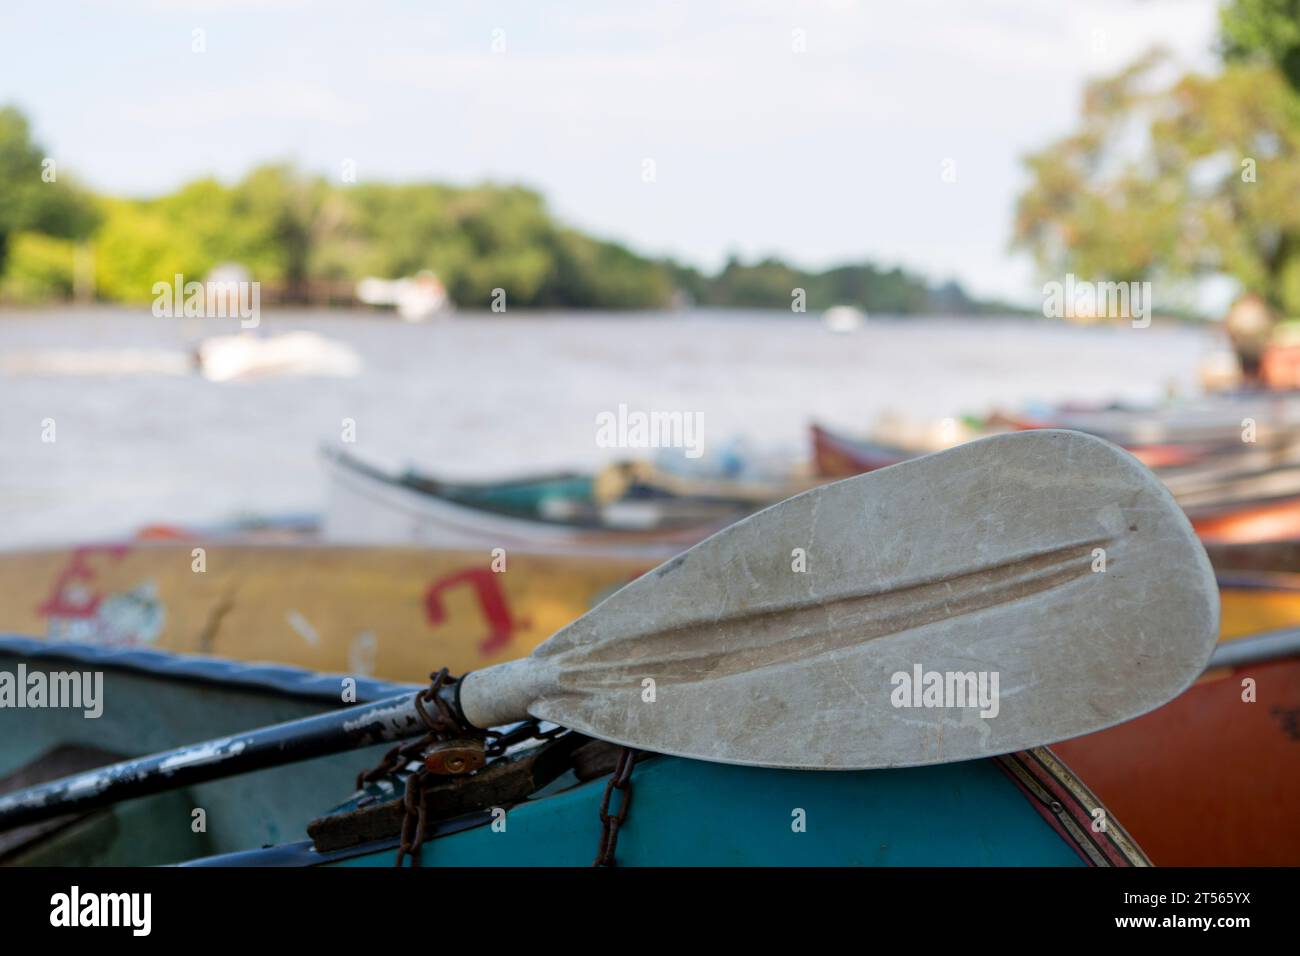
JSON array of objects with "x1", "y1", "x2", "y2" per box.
[
  {"x1": 320, "y1": 447, "x2": 734, "y2": 556},
  {"x1": 822, "y1": 305, "x2": 866, "y2": 333},
  {"x1": 198, "y1": 332, "x2": 362, "y2": 382},
  {"x1": 356, "y1": 271, "x2": 452, "y2": 322}
]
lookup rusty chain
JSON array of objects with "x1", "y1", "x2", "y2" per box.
[
  {"x1": 592, "y1": 746, "x2": 638, "y2": 867},
  {"x1": 352, "y1": 669, "x2": 563, "y2": 866},
  {"x1": 353, "y1": 670, "x2": 641, "y2": 867}
]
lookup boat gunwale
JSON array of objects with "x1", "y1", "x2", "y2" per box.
[{"x1": 0, "y1": 634, "x2": 420, "y2": 707}]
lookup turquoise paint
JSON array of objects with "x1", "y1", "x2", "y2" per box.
[
  {"x1": 415, "y1": 474, "x2": 595, "y2": 518},
  {"x1": 336, "y1": 756, "x2": 1085, "y2": 867}
]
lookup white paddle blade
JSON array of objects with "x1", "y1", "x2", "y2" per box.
[{"x1": 460, "y1": 430, "x2": 1220, "y2": 770}]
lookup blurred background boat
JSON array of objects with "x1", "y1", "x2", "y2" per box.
[
  {"x1": 822, "y1": 305, "x2": 865, "y2": 333},
  {"x1": 197, "y1": 331, "x2": 362, "y2": 382},
  {"x1": 320, "y1": 446, "x2": 761, "y2": 553},
  {"x1": 356, "y1": 271, "x2": 453, "y2": 322}
]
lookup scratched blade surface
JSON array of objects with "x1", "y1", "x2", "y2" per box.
[{"x1": 478, "y1": 430, "x2": 1221, "y2": 769}]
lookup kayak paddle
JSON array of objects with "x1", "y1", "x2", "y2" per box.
[{"x1": 456, "y1": 428, "x2": 1219, "y2": 768}]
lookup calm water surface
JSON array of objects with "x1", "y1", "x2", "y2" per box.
[{"x1": 0, "y1": 306, "x2": 1217, "y2": 548}]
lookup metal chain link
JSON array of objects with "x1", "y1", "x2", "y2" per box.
[
  {"x1": 352, "y1": 669, "x2": 566, "y2": 866},
  {"x1": 593, "y1": 747, "x2": 638, "y2": 867},
  {"x1": 354, "y1": 669, "x2": 641, "y2": 868}
]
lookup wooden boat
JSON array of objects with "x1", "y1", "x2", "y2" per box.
[
  {"x1": 292, "y1": 746, "x2": 1137, "y2": 867},
  {"x1": 809, "y1": 424, "x2": 911, "y2": 477},
  {"x1": 995, "y1": 393, "x2": 1300, "y2": 447},
  {"x1": 321, "y1": 447, "x2": 746, "y2": 553},
  {"x1": 403, "y1": 471, "x2": 594, "y2": 517},
  {"x1": 4, "y1": 532, "x2": 1277, "y2": 694},
  {"x1": 1188, "y1": 495, "x2": 1300, "y2": 545},
  {"x1": 0, "y1": 542, "x2": 652, "y2": 681},
  {"x1": 4, "y1": 432, "x2": 1228, "y2": 867},
  {"x1": 1052, "y1": 630, "x2": 1300, "y2": 865},
  {"x1": 0, "y1": 635, "x2": 1145, "y2": 867},
  {"x1": 1218, "y1": 571, "x2": 1300, "y2": 637},
  {"x1": 1206, "y1": 538, "x2": 1300, "y2": 574},
  {"x1": 811, "y1": 420, "x2": 1218, "y2": 475},
  {"x1": 812, "y1": 420, "x2": 1300, "y2": 545}
]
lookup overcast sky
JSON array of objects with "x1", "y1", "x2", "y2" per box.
[{"x1": 0, "y1": 0, "x2": 1223, "y2": 304}]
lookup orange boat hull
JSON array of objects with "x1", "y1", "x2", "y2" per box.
[
  {"x1": 1053, "y1": 655, "x2": 1300, "y2": 865},
  {"x1": 1191, "y1": 497, "x2": 1300, "y2": 545}
]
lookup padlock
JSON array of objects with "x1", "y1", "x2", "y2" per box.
[{"x1": 423, "y1": 738, "x2": 486, "y2": 775}]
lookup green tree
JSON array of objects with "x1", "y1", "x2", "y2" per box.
[
  {"x1": 0, "y1": 105, "x2": 98, "y2": 275},
  {"x1": 92, "y1": 198, "x2": 203, "y2": 302},
  {"x1": 1221, "y1": 0, "x2": 1300, "y2": 92},
  {"x1": 1012, "y1": 52, "x2": 1300, "y2": 314}
]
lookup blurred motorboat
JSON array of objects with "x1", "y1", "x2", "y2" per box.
[
  {"x1": 197, "y1": 331, "x2": 362, "y2": 382},
  {"x1": 822, "y1": 305, "x2": 865, "y2": 333},
  {"x1": 356, "y1": 271, "x2": 452, "y2": 322}
]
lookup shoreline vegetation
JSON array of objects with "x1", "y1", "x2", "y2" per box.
[{"x1": 0, "y1": 105, "x2": 1030, "y2": 317}]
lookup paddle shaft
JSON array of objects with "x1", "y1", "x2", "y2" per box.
[{"x1": 0, "y1": 688, "x2": 450, "y2": 832}]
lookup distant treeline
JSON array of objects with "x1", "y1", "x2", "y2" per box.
[{"x1": 0, "y1": 105, "x2": 1011, "y2": 314}]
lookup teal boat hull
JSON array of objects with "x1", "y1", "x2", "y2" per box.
[{"x1": 329, "y1": 754, "x2": 1088, "y2": 867}]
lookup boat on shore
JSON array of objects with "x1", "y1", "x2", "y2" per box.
[
  {"x1": 1188, "y1": 495, "x2": 1300, "y2": 544},
  {"x1": 321, "y1": 447, "x2": 748, "y2": 554},
  {"x1": 0, "y1": 542, "x2": 651, "y2": 681},
  {"x1": 0, "y1": 635, "x2": 1145, "y2": 867},
  {"x1": 812, "y1": 419, "x2": 1300, "y2": 544},
  {"x1": 1, "y1": 430, "x2": 1216, "y2": 869},
  {"x1": 810, "y1": 424, "x2": 911, "y2": 477},
  {"x1": 1051, "y1": 629, "x2": 1300, "y2": 865}
]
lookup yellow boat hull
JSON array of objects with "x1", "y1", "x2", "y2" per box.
[
  {"x1": 1219, "y1": 576, "x2": 1300, "y2": 640},
  {"x1": 2, "y1": 543, "x2": 1293, "y2": 685},
  {"x1": 0, "y1": 543, "x2": 653, "y2": 682}
]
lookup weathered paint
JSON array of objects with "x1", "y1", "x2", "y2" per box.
[{"x1": 0, "y1": 543, "x2": 651, "y2": 681}]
